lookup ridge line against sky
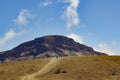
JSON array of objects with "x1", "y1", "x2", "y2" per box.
[{"x1": 0, "y1": 0, "x2": 120, "y2": 55}]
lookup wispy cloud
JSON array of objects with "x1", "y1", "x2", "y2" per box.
[
  {"x1": 16, "y1": 30, "x2": 27, "y2": 36},
  {"x1": 0, "y1": 29, "x2": 26, "y2": 51},
  {"x1": 39, "y1": 0, "x2": 52, "y2": 6},
  {"x1": 0, "y1": 29, "x2": 16, "y2": 49},
  {"x1": 13, "y1": 9, "x2": 35, "y2": 26},
  {"x1": 66, "y1": 33, "x2": 83, "y2": 44},
  {"x1": 61, "y1": 0, "x2": 80, "y2": 28},
  {"x1": 94, "y1": 42, "x2": 119, "y2": 55}
]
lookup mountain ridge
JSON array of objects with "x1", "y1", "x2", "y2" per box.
[{"x1": 0, "y1": 35, "x2": 107, "y2": 63}]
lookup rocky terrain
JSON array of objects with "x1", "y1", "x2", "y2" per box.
[{"x1": 0, "y1": 35, "x2": 107, "y2": 62}]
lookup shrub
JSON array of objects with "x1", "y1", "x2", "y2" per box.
[
  {"x1": 112, "y1": 72, "x2": 117, "y2": 76},
  {"x1": 55, "y1": 69, "x2": 61, "y2": 74},
  {"x1": 62, "y1": 70, "x2": 67, "y2": 73}
]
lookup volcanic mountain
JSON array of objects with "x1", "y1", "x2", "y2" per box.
[{"x1": 0, "y1": 35, "x2": 107, "y2": 62}]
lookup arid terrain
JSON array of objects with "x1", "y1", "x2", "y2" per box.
[
  {"x1": 0, "y1": 56, "x2": 120, "y2": 80},
  {"x1": 1, "y1": 0, "x2": 120, "y2": 80}
]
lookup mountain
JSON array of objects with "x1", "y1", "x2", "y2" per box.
[{"x1": 0, "y1": 35, "x2": 107, "y2": 62}]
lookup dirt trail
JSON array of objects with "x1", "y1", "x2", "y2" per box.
[{"x1": 21, "y1": 58, "x2": 59, "y2": 80}]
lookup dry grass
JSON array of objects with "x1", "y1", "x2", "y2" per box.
[
  {"x1": 36, "y1": 56, "x2": 120, "y2": 80},
  {"x1": 0, "y1": 58, "x2": 49, "y2": 80},
  {"x1": 0, "y1": 56, "x2": 120, "y2": 80}
]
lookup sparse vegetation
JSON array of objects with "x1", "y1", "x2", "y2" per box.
[
  {"x1": 36, "y1": 56, "x2": 120, "y2": 80},
  {"x1": 55, "y1": 69, "x2": 61, "y2": 74},
  {"x1": 62, "y1": 70, "x2": 67, "y2": 73},
  {"x1": 54, "y1": 69, "x2": 67, "y2": 74},
  {"x1": 0, "y1": 58, "x2": 49, "y2": 80},
  {"x1": 1, "y1": 56, "x2": 120, "y2": 80}
]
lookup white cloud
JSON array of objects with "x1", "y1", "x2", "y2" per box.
[
  {"x1": 94, "y1": 43, "x2": 119, "y2": 55},
  {"x1": 0, "y1": 29, "x2": 26, "y2": 51},
  {"x1": 61, "y1": 0, "x2": 80, "y2": 28},
  {"x1": 66, "y1": 33, "x2": 83, "y2": 44},
  {"x1": 40, "y1": 0, "x2": 52, "y2": 6},
  {"x1": 0, "y1": 29, "x2": 16, "y2": 48},
  {"x1": 14, "y1": 9, "x2": 35, "y2": 26}
]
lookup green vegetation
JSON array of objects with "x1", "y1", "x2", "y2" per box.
[{"x1": 0, "y1": 56, "x2": 120, "y2": 80}]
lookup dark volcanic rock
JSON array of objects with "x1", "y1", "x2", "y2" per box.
[{"x1": 0, "y1": 35, "x2": 107, "y2": 63}]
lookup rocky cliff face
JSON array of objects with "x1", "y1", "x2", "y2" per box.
[{"x1": 0, "y1": 35, "x2": 107, "y2": 62}]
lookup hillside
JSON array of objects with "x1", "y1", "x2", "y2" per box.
[
  {"x1": 0, "y1": 35, "x2": 107, "y2": 63},
  {"x1": 0, "y1": 56, "x2": 120, "y2": 80}
]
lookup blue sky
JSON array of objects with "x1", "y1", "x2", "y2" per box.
[{"x1": 0, "y1": 0, "x2": 120, "y2": 55}]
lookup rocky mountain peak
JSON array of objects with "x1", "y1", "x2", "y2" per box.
[{"x1": 0, "y1": 35, "x2": 107, "y2": 63}]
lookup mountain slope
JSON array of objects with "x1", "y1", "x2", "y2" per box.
[
  {"x1": 0, "y1": 35, "x2": 107, "y2": 62},
  {"x1": 21, "y1": 58, "x2": 59, "y2": 80},
  {"x1": 0, "y1": 56, "x2": 120, "y2": 80}
]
